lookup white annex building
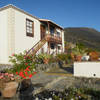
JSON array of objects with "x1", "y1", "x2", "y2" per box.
[{"x1": 0, "y1": 5, "x2": 64, "y2": 64}]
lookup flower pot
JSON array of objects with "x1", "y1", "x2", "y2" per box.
[
  {"x1": 76, "y1": 55, "x2": 82, "y2": 61},
  {"x1": 1, "y1": 81, "x2": 18, "y2": 98}
]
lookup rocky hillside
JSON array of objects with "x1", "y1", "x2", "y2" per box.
[{"x1": 64, "y1": 27, "x2": 100, "y2": 51}]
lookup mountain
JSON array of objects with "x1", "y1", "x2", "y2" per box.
[{"x1": 64, "y1": 27, "x2": 100, "y2": 51}]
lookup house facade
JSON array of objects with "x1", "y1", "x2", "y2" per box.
[{"x1": 0, "y1": 5, "x2": 64, "y2": 64}]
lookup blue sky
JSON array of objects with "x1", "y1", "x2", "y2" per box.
[{"x1": 0, "y1": 0, "x2": 100, "y2": 31}]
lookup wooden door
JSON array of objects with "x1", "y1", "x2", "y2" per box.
[{"x1": 40, "y1": 25, "x2": 46, "y2": 40}]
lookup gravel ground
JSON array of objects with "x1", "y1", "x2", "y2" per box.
[
  {"x1": 0, "y1": 66, "x2": 100, "y2": 100},
  {"x1": 31, "y1": 72, "x2": 100, "y2": 93}
]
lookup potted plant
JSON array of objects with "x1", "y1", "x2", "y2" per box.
[
  {"x1": 89, "y1": 51, "x2": 99, "y2": 61},
  {"x1": 72, "y1": 43, "x2": 87, "y2": 62},
  {"x1": 0, "y1": 72, "x2": 18, "y2": 98},
  {"x1": 2, "y1": 51, "x2": 37, "y2": 98},
  {"x1": 9, "y1": 51, "x2": 36, "y2": 78}
]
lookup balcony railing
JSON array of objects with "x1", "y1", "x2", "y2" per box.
[{"x1": 45, "y1": 34, "x2": 62, "y2": 44}]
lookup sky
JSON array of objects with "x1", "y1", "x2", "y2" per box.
[{"x1": 0, "y1": 0, "x2": 100, "y2": 31}]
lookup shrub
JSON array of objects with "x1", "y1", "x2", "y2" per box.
[
  {"x1": 9, "y1": 51, "x2": 36, "y2": 79},
  {"x1": 56, "y1": 53, "x2": 72, "y2": 64},
  {"x1": 89, "y1": 51, "x2": 99, "y2": 61}
]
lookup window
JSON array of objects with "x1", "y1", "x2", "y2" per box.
[
  {"x1": 50, "y1": 26, "x2": 55, "y2": 35},
  {"x1": 50, "y1": 43, "x2": 55, "y2": 49},
  {"x1": 58, "y1": 46, "x2": 61, "y2": 50},
  {"x1": 26, "y1": 19, "x2": 34, "y2": 37},
  {"x1": 57, "y1": 31, "x2": 60, "y2": 37}
]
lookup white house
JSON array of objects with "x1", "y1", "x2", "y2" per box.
[{"x1": 0, "y1": 5, "x2": 64, "y2": 64}]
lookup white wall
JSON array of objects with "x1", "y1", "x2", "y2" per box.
[
  {"x1": 0, "y1": 6, "x2": 64, "y2": 64},
  {"x1": 14, "y1": 10, "x2": 41, "y2": 54},
  {"x1": 0, "y1": 10, "x2": 8, "y2": 64},
  {"x1": 62, "y1": 30, "x2": 64, "y2": 52},
  {"x1": 74, "y1": 62, "x2": 100, "y2": 78},
  {"x1": 0, "y1": 7, "x2": 41, "y2": 64},
  {"x1": 36, "y1": 42, "x2": 48, "y2": 54}
]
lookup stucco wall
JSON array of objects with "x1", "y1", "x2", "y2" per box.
[
  {"x1": 62, "y1": 30, "x2": 64, "y2": 52},
  {"x1": 74, "y1": 62, "x2": 100, "y2": 78},
  {"x1": 0, "y1": 6, "x2": 64, "y2": 64},
  {"x1": 0, "y1": 10, "x2": 8, "y2": 64},
  {"x1": 14, "y1": 10, "x2": 41, "y2": 54}
]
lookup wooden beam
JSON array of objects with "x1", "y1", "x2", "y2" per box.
[
  {"x1": 47, "y1": 21, "x2": 50, "y2": 34},
  {"x1": 56, "y1": 44, "x2": 57, "y2": 54},
  {"x1": 48, "y1": 42, "x2": 50, "y2": 54}
]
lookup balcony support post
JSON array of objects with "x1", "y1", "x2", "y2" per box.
[
  {"x1": 56, "y1": 43, "x2": 57, "y2": 54},
  {"x1": 47, "y1": 21, "x2": 50, "y2": 34},
  {"x1": 48, "y1": 42, "x2": 50, "y2": 54}
]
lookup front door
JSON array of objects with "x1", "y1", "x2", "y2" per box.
[{"x1": 40, "y1": 25, "x2": 46, "y2": 40}]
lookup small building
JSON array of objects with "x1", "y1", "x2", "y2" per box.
[{"x1": 0, "y1": 5, "x2": 64, "y2": 64}]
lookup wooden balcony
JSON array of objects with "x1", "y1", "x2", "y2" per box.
[{"x1": 45, "y1": 34, "x2": 62, "y2": 44}]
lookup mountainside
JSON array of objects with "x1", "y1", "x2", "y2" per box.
[{"x1": 64, "y1": 27, "x2": 100, "y2": 51}]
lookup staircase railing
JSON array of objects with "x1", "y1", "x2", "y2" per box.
[{"x1": 26, "y1": 36, "x2": 47, "y2": 56}]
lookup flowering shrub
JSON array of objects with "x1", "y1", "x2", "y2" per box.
[
  {"x1": 16, "y1": 66, "x2": 36, "y2": 80},
  {"x1": 34, "y1": 53, "x2": 53, "y2": 64},
  {"x1": 9, "y1": 51, "x2": 36, "y2": 80},
  {"x1": 34, "y1": 87, "x2": 100, "y2": 100}
]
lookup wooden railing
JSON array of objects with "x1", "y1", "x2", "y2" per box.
[
  {"x1": 26, "y1": 34, "x2": 62, "y2": 56},
  {"x1": 26, "y1": 37, "x2": 46, "y2": 56},
  {"x1": 45, "y1": 34, "x2": 62, "y2": 44}
]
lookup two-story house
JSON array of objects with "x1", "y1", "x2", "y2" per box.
[{"x1": 0, "y1": 5, "x2": 64, "y2": 64}]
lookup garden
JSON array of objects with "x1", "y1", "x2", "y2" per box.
[{"x1": 0, "y1": 42, "x2": 100, "y2": 99}]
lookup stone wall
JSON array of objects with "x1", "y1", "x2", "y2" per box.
[
  {"x1": 0, "y1": 63, "x2": 59, "y2": 72},
  {"x1": 0, "y1": 64, "x2": 13, "y2": 72},
  {"x1": 35, "y1": 63, "x2": 59, "y2": 72}
]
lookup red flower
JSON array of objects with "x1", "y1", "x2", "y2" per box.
[
  {"x1": 27, "y1": 66, "x2": 30, "y2": 68},
  {"x1": 33, "y1": 72, "x2": 36, "y2": 74},
  {"x1": 16, "y1": 72, "x2": 18, "y2": 75},
  {"x1": 24, "y1": 71, "x2": 29, "y2": 76},
  {"x1": 23, "y1": 77, "x2": 26, "y2": 79},
  {"x1": 12, "y1": 53, "x2": 15, "y2": 56},
  {"x1": 19, "y1": 71, "x2": 25, "y2": 78},
  {"x1": 24, "y1": 67, "x2": 30, "y2": 72},
  {"x1": 25, "y1": 63, "x2": 28, "y2": 65},
  {"x1": 29, "y1": 74, "x2": 32, "y2": 78}
]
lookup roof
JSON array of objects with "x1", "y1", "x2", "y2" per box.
[
  {"x1": 0, "y1": 4, "x2": 39, "y2": 20},
  {"x1": 0, "y1": 4, "x2": 63, "y2": 29},
  {"x1": 39, "y1": 19, "x2": 64, "y2": 30}
]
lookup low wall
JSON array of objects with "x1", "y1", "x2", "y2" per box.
[
  {"x1": 0, "y1": 63, "x2": 59, "y2": 73},
  {"x1": 74, "y1": 62, "x2": 100, "y2": 78},
  {"x1": 35, "y1": 63, "x2": 59, "y2": 72},
  {"x1": 0, "y1": 64, "x2": 13, "y2": 72}
]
